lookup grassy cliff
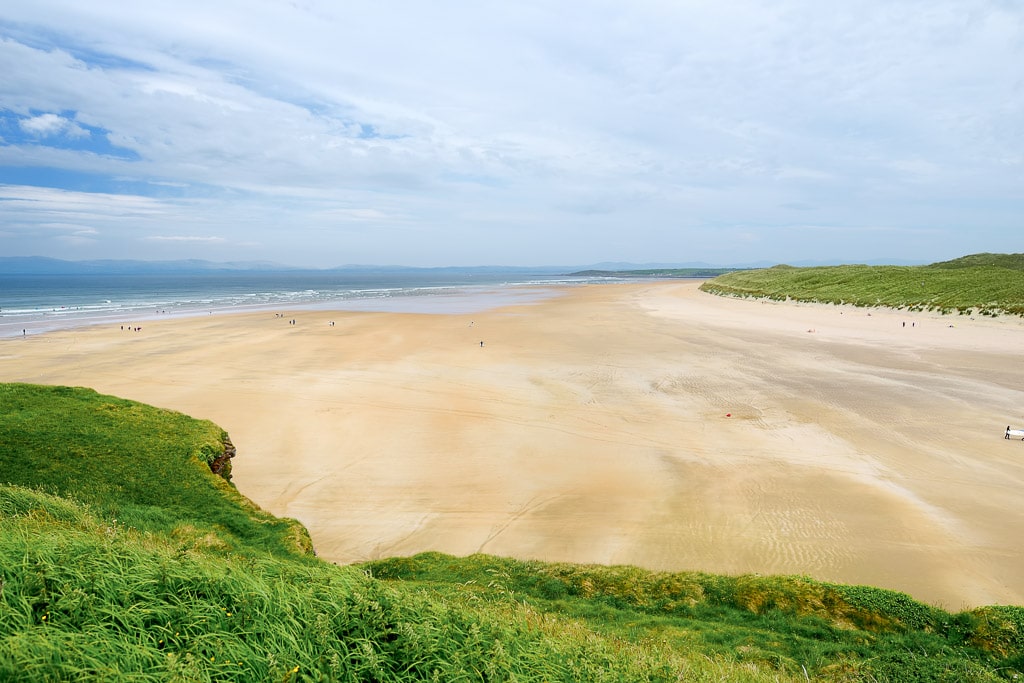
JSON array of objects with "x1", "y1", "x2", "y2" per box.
[
  {"x1": 698, "y1": 253, "x2": 1024, "y2": 316},
  {"x1": 1, "y1": 383, "x2": 1022, "y2": 681}
]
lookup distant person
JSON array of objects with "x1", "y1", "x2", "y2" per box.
[
  {"x1": 480, "y1": 341, "x2": 484, "y2": 347},
  {"x1": 1007, "y1": 426, "x2": 1013, "y2": 440}
]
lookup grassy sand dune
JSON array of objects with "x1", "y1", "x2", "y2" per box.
[{"x1": 699, "y1": 253, "x2": 1024, "y2": 315}]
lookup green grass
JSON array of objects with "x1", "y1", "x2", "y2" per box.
[
  {"x1": 2, "y1": 486, "x2": 714, "y2": 682},
  {"x1": 2, "y1": 382, "x2": 1023, "y2": 681},
  {"x1": 698, "y1": 253, "x2": 1024, "y2": 316},
  {"x1": 0, "y1": 383, "x2": 311, "y2": 557},
  {"x1": 929, "y1": 253, "x2": 1024, "y2": 271},
  {"x1": 365, "y1": 554, "x2": 1024, "y2": 681}
]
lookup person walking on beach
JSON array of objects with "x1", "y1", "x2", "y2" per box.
[{"x1": 1007, "y1": 426, "x2": 1013, "y2": 440}]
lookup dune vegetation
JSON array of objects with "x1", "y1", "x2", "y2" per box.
[
  {"x1": 2, "y1": 382, "x2": 1023, "y2": 681},
  {"x1": 698, "y1": 253, "x2": 1024, "y2": 317}
]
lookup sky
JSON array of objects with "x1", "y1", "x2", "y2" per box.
[{"x1": 0, "y1": 1, "x2": 1021, "y2": 268}]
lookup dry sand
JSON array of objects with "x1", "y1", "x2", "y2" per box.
[{"x1": 3, "y1": 281, "x2": 1023, "y2": 609}]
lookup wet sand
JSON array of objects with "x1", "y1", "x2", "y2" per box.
[{"x1": 3, "y1": 281, "x2": 1023, "y2": 609}]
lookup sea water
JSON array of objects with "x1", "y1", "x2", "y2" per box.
[{"x1": 0, "y1": 271, "x2": 601, "y2": 338}]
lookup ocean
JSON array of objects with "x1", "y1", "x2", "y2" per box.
[{"x1": 0, "y1": 271, "x2": 602, "y2": 338}]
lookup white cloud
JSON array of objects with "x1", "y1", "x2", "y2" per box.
[
  {"x1": 314, "y1": 208, "x2": 394, "y2": 223},
  {"x1": 146, "y1": 235, "x2": 225, "y2": 243},
  {"x1": 36, "y1": 222, "x2": 98, "y2": 235},
  {"x1": 19, "y1": 113, "x2": 88, "y2": 138},
  {"x1": 19, "y1": 113, "x2": 66, "y2": 136},
  {"x1": 0, "y1": 185, "x2": 166, "y2": 217},
  {"x1": 0, "y1": 1, "x2": 1021, "y2": 265}
]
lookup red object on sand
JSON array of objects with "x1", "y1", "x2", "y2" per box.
[{"x1": 726, "y1": 413, "x2": 731, "y2": 417}]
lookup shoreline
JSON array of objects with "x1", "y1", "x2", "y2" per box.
[
  {"x1": 0, "y1": 282, "x2": 571, "y2": 339},
  {"x1": 2, "y1": 280, "x2": 1023, "y2": 609}
]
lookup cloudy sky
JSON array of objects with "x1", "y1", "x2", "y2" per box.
[{"x1": 1, "y1": 1, "x2": 1021, "y2": 267}]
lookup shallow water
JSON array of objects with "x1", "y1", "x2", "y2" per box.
[{"x1": 0, "y1": 272, "x2": 590, "y2": 338}]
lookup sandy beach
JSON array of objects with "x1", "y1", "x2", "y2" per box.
[{"x1": 3, "y1": 280, "x2": 1023, "y2": 609}]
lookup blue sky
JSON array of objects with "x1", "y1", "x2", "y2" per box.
[{"x1": 1, "y1": 1, "x2": 1021, "y2": 267}]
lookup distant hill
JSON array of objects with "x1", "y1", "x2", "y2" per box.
[
  {"x1": 0, "y1": 256, "x2": 297, "y2": 275},
  {"x1": 0, "y1": 257, "x2": 734, "y2": 277},
  {"x1": 0, "y1": 258, "x2": 586, "y2": 277},
  {"x1": 0, "y1": 257, "x2": 614, "y2": 277},
  {"x1": 699, "y1": 253, "x2": 1024, "y2": 316},
  {"x1": 0, "y1": 255, "x2": 963, "y2": 278},
  {"x1": 927, "y1": 252, "x2": 1024, "y2": 271},
  {"x1": 569, "y1": 267, "x2": 741, "y2": 278}
]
